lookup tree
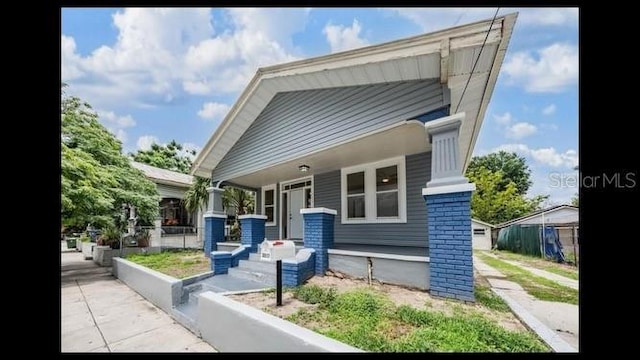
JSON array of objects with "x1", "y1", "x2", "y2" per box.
[
  {"x1": 61, "y1": 84, "x2": 159, "y2": 231},
  {"x1": 467, "y1": 151, "x2": 532, "y2": 195},
  {"x1": 130, "y1": 140, "x2": 195, "y2": 174},
  {"x1": 571, "y1": 193, "x2": 579, "y2": 207},
  {"x1": 222, "y1": 187, "x2": 255, "y2": 218},
  {"x1": 183, "y1": 176, "x2": 210, "y2": 215},
  {"x1": 467, "y1": 167, "x2": 545, "y2": 224}
]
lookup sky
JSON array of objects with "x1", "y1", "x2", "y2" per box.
[{"x1": 61, "y1": 7, "x2": 579, "y2": 205}]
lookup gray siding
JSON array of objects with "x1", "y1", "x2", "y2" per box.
[
  {"x1": 213, "y1": 80, "x2": 444, "y2": 181},
  {"x1": 314, "y1": 152, "x2": 431, "y2": 248}
]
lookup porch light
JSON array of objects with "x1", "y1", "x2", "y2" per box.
[
  {"x1": 299, "y1": 164, "x2": 310, "y2": 172},
  {"x1": 382, "y1": 178, "x2": 390, "y2": 183}
]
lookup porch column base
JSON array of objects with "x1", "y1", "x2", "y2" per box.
[
  {"x1": 423, "y1": 182, "x2": 475, "y2": 302},
  {"x1": 301, "y1": 208, "x2": 336, "y2": 276},
  {"x1": 204, "y1": 213, "x2": 226, "y2": 257}
]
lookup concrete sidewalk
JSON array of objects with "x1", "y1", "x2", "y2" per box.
[
  {"x1": 61, "y1": 250, "x2": 216, "y2": 353},
  {"x1": 473, "y1": 255, "x2": 579, "y2": 352},
  {"x1": 481, "y1": 252, "x2": 579, "y2": 290}
]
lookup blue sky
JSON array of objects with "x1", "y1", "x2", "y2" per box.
[{"x1": 61, "y1": 7, "x2": 579, "y2": 204}]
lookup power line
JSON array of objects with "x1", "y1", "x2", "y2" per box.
[{"x1": 454, "y1": 7, "x2": 500, "y2": 114}]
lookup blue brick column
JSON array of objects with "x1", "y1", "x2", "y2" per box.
[
  {"x1": 424, "y1": 186, "x2": 476, "y2": 302},
  {"x1": 301, "y1": 208, "x2": 336, "y2": 276},
  {"x1": 210, "y1": 251, "x2": 232, "y2": 274},
  {"x1": 239, "y1": 215, "x2": 267, "y2": 253},
  {"x1": 204, "y1": 214, "x2": 226, "y2": 257}
]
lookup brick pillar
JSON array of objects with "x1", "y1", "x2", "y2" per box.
[
  {"x1": 423, "y1": 186, "x2": 475, "y2": 302},
  {"x1": 204, "y1": 214, "x2": 226, "y2": 257},
  {"x1": 301, "y1": 208, "x2": 336, "y2": 276},
  {"x1": 239, "y1": 214, "x2": 267, "y2": 253}
]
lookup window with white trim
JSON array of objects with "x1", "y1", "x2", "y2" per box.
[
  {"x1": 341, "y1": 157, "x2": 406, "y2": 224},
  {"x1": 262, "y1": 184, "x2": 276, "y2": 226}
]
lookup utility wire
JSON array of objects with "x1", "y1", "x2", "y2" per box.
[{"x1": 454, "y1": 7, "x2": 500, "y2": 114}]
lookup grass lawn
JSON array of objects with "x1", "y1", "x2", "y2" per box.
[
  {"x1": 490, "y1": 250, "x2": 578, "y2": 280},
  {"x1": 284, "y1": 284, "x2": 549, "y2": 352},
  {"x1": 125, "y1": 249, "x2": 210, "y2": 279},
  {"x1": 476, "y1": 253, "x2": 578, "y2": 305}
]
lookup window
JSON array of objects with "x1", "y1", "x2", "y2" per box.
[
  {"x1": 262, "y1": 184, "x2": 276, "y2": 226},
  {"x1": 473, "y1": 228, "x2": 486, "y2": 236},
  {"x1": 341, "y1": 157, "x2": 406, "y2": 224}
]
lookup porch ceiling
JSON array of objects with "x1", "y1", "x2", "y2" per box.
[
  {"x1": 229, "y1": 120, "x2": 428, "y2": 188},
  {"x1": 191, "y1": 13, "x2": 517, "y2": 178}
]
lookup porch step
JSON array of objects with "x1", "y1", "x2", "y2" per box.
[
  {"x1": 238, "y1": 259, "x2": 279, "y2": 274},
  {"x1": 227, "y1": 267, "x2": 276, "y2": 286}
]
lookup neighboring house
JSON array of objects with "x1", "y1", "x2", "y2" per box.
[
  {"x1": 131, "y1": 161, "x2": 202, "y2": 236},
  {"x1": 192, "y1": 14, "x2": 518, "y2": 301},
  {"x1": 495, "y1": 204, "x2": 579, "y2": 258},
  {"x1": 471, "y1": 219, "x2": 494, "y2": 250}
]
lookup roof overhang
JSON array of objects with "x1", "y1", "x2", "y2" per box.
[{"x1": 191, "y1": 13, "x2": 518, "y2": 179}]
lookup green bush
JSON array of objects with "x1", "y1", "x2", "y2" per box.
[
  {"x1": 79, "y1": 235, "x2": 91, "y2": 243},
  {"x1": 293, "y1": 284, "x2": 337, "y2": 307}
]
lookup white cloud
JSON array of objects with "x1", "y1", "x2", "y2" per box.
[
  {"x1": 323, "y1": 19, "x2": 369, "y2": 53},
  {"x1": 506, "y1": 122, "x2": 537, "y2": 139},
  {"x1": 503, "y1": 43, "x2": 578, "y2": 93},
  {"x1": 493, "y1": 144, "x2": 578, "y2": 168},
  {"x1": 493, "y1": 112, "x2": 536, "y2": 139},
  {"x1": 137, "y1": 135, "x2": 159, "y2": 151},
  {"x1": 388, "y1": 8, "x2": 577, "y2": 33},
  {"x1": 98, "y1": 110, "x2": 136, "y2": 128},
  {"x1": 493, "y1": 112, "x2": 512, "y2": 125},
  {"x1": 540, "y1": 123, "x2": 559, "y2": 131},
  {"x1": 179, "y1": 142, "x2": 202, "y2": 161},
  {"x1": 114, "y1": 129, "x2": 127, "y2": 144},
  {"x1": 61, "y1": 8, "x2": 310, "y2": 109},
  {"x1": 197, "y1": 102, "x2": 230, "y2": 120},
  {"x1": 542, "y1": 104, "x2": 556, "y2": 116}
]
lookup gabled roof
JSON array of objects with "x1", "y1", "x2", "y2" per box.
[
  {"x1": 131, "y1": 161, "x2": 193, "y2": 188},
  {"x1": 496, "y1": 205, "x2": 579, "y2": 228},
  {"x1": 472, "y1": 218, "x2": 495, "y2": 228},
  {"x1": 191, "y1": 13, "x2": 518, "y2": 178}
]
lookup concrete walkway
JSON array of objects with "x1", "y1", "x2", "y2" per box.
[
  {"x1": 473, "y1": 254, "x2": 578, "y2": 352},
  {"x1": 480, "y1": 252, "x2": 579, "y2": 290},
  {"x1": 61, "y1": 249, "x2": 217, "y2": 353}
]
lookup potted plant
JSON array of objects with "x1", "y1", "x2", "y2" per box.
[
  {"x1": 97, "y1": 226, "x2": 121, "y2": 249},
  {"x1": 136, "y1": 229, "x2": 151, "y2": 248}
]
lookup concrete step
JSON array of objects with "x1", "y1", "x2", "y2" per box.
[
  {"x1": 227, "y1": 267, "x2": 276, "y2": 286},
  {"x1": 180, "y1": 283, "x2": 203, "y2": 304},
  {"x1": 171, "y1": 302, "x2": 200, "y2": 337},
  {"x1": 237, "y1": 259, "x2": 279, "y2": 274}
]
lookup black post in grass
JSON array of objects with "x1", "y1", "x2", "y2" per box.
[{"x1": 276, "y1": 260, "x2": 282, "y2": 306}]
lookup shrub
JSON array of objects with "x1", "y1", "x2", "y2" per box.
[{"x1": 293, "y1": 284, "x2": 337, "y2": 307}]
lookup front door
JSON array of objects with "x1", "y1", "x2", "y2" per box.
[{"x1": 289, "y1": 189, "x2": 304, "y2": 239}]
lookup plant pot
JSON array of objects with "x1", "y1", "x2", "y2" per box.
[{"x1": 66, "y1": 238, "x2": 77, "y2": 249}]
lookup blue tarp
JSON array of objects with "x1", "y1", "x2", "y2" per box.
[{"x1": 541, "y1": 226, "x2": 565, "y2": 263}]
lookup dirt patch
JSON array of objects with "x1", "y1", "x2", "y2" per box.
[{"x1": 228, "y1": 272, "x2": 528, "y2": 333}]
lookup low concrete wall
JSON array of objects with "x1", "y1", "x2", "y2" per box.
[
  {"x1": 93, "y1": 246, "x2": 114, "y2": 266},
  {"x1": 197, "y1": 291, "x2": 363, "y2": 352},
  {"x1": 328, "y1": 250, "x2": 430, "y2": 290},
  {"x1": 112, "y1": 258, "x2": 182, "y2": 313}
]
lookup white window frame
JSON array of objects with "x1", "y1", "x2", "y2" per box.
[
  {"x1": 262, "y1": 184, "x2": 277, "y2": 227},
  {"x1": 340, "y1": 156, "x2": 407, "y2": 224}
]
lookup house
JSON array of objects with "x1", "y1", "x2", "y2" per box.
[
  {"x1": 471, "y1": 218, "x2": 494, "y2": 250},
  {"x1": 495, "y1": 204, "x2": 579, "y2": 261},
  {"x1": 131, "y1": 161, "x2": 204, "y2": 247},
  {"x1": 191, "y1": 14, "x2": 518, "y2": 302}
]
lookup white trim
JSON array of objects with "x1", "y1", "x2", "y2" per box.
[
  {"x1": 328, "y1": 249, "x2": 429, "y2": 263},
  {"x1": 261, "y1": 184, "x2": 277, "y2": 226},
  {"x1": 279, "y1": 176, "x2": 314, "y2": 240},
  {"x1": 238, "y1": 214, "x2": 268, "y2": 220},
  {"x1": 340, "y1": 156, "x2": 407, "y2": 224},
  {"x1": 423, "y1": 111, "x2": 465, "y2": 132},
  {"x1": 203, "y1": 213, "x2": 227, "y2": 219},
  {"x1": 471, "y1": 218, "x2": 495, "y2": 228},
  {"x1": 300, "y1": 208, "x2": 337, "y2": 216},
  {"x1": 422, "y1": 182, "x2": 476, "y2": 196}
]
